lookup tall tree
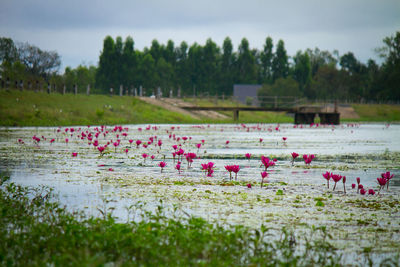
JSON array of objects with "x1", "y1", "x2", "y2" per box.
[
  {"x1": 376, "y1": 31, "x2": 400, "y2": 101},
  {"x1": 260, "y1": 37, "x2": 273, "y2": 83},
  {"x1": 306, "y1": 48, "x2": 338, "y2": 77},
  {"x1": 96, "y1": 36, "x2": 117, "y2": 92},
  {"x1": 122, "y1": 36, "x2": 136, "y2": 87},
  {"x1": 202, "y1": 38, "x2": 220, "y2": 94},
  {"x1": 236, "y1": 38, "x2": 257, "y2": 84},
  {"x1": 16, "y1": 42, "x2": 61, "y2": 78},
  {"x1": 220, "y1": 37, "x2": 235, "y2": 95},
  {"x1": 340, "y1": 52, "x2": 360, "y2": 75},
  {"x1": 0, "y1": 37, "x2": 18, "y2": 63},
  {"x1": 139, "y1": 53, "x2": 156, "y2": 92},
  {"x1": 272, "y1": 40, "x2": 289, "y2": 82},
  {"x1": 293, "y1": 50, "x2": 312, "y2": 96},
  {"x1": 188, "y1": 43, "x2": 203, "y2": 95},
  {"x1": 175, "y1": 41, "x2": 190, "y2": 93}
]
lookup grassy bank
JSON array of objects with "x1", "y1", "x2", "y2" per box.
[
  {"x1": 0, "y1": 182, "x2": 342, "y2": 266},
  {"x1": 0, "y1": 90, "x2": 293, "y2": 126},
  {"x1": 1, "y1": 90, "x2": 399, "y2": 126},
  {"x1": 0, "y1": 90, "x2": 199, "y2": 126},
  {"x1": 350, "y1": 104, "x2": 400, "y2": 122}
]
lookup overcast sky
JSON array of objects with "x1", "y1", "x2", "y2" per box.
[{"x1": 1, "y1": 0, "x2": 399, "y2": 71}]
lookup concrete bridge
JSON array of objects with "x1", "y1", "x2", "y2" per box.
[{"x1": 180, "y1": 105, "x2": 340, "y2": 124}]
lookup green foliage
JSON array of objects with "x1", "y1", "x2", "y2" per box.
[
  {"x1": 0, "y1": 183, "x2": 342, "y2": 266},
  {"x1": 2, "y1": 32, "x2": 400, "y2": 102},
  {"x1": 293, "y1": 51, "x2": 312, "y2": 94},
  {"x1": 237, "y1": 38, "x2": 257, "y2": 84},
  {"x1": 258, "y1": 77, "x2": 302, "y2": 107},
  {"x1": 272, "y1": 40, "x2": 289, "y2": 82},
  {"x1": 260, "y1": 37, "x2": 274, "y2": 84},
  {"x1": 374, "y1": 31, "x2": 400, "y2": 101}
]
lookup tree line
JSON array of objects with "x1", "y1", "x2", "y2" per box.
[{"x1": 1, "y1": 32, "x2": 399, "y2": 102}]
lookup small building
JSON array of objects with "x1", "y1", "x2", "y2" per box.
[{"x1": 233, "y1": 84, "x2": 262, "y2": 106}]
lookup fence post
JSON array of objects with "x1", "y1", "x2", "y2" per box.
[
  {"x1": 74, "y1": 84, "x2": 78, "y2": 95},
  {"x1": 86, "y1": 84, "x2": 90, "y2": 95},
  {"x1": 119, "y1": 85, "x2": 123, "y2": 96},
  {"x1": 6, "y1": 78, "x2": 10, "y2": 90}
]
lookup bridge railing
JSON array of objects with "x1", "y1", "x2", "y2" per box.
[{"x1": 251, "y1": 96, "x2": 307, "y2": 109}]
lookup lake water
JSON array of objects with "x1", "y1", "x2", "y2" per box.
[{"x1": 0, "y1": 123, "x2": 399, "y2": 264}]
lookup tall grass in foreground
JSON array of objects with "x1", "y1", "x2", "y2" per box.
[{"x1": 0, "y1": 182, "x2": 342, "y2": 266}]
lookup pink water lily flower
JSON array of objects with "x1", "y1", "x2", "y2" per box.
[
  {"x1": 377, "y1": 177, "x2": 387, "y2": 194},
  {"x1": 261, "y1": 156, "x2": 275, "y2": 170},
  {"x1": 225, "y1": 165, "x2": 233, "y2": 180},
  {"x1": 158, "y1": 161, "x2": 166, "y2": 173},
  {"x1": 303, "y1": 154, "x2": 315, "y2": 165},
  {"x1": 175, "y1": 163, "x2": 181, "y2": 174},
  {"x1": 322, "y1": 171, "x2": 332, "y2": 189},
  {"x1": 381, "y1": 171, "x2": 394, "y2": 190},
  {"x1": 291, "y1": 152, "x2": 299, "y2": 166},
  {"x1": 368, "y1": 189, "x2": 375, "y2": 195},
  {"x1": 261, "y1": 171, "x2": 268, "y2": 188},
  {"x1": 245, "y1": 153, "x2": 251, "y2": 161},
  {"x1": 231, "y1": 165, "x2": 240, "y2": 181},
  {"x1": 331, "y1": 174, "x2": 342, "y2": 191}
]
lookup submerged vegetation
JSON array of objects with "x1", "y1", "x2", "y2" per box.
[
  {"x1": 0, "y1": 182, "x2": 343, "y2": 266},
  {"x1": 1, "y1": 122, "x2": 399, "y2": 265}
]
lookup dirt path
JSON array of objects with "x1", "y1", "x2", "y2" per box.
[
  {"x1": 139, "y1": 97, "x2": 229, "y2": 120},
  {"x1": 321, "y1": 104, "x2": 360, "y2": 119}
]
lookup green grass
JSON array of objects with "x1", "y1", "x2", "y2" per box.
[
  {"x1": 349, "y1": 104, "x2": 400, "y2": 122},
  {"x1": 1, "y1": 90, "x2": 399, "y2": 126},
  {"x1": 0, "y1": 182, "x2": 343, "y2": 266},
  {"x1": 0, "y1": 90, "x2": 200, "y2": 126}
]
